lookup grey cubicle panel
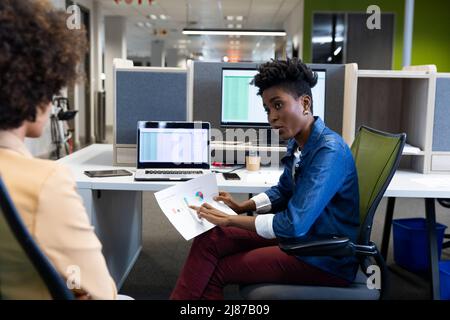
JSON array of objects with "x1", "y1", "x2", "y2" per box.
[
  {"x1": 192, "y1": 61, "x2": 258, "y2": 134},
  {"x1": 191, "y1": 61, "x2": 346, "y2": 164},
  {"x1": 192, "y1": 61, "x2": 345, "y2": 137},
  {"x1": 433, "y1": 77, "x2": 450, "y2": 151},
  {"x1": 191, "y1": 61, "x2": 261, "y2": 165},
  {"x1": 114, "y1": 67, "x2": 187, "y2": 165},
  {"x1": 431, "y1": 76, "x2": 450, "y2": 172},
  {"x1": 309, "y1": 63, "x2": 345, "y2": 135}
]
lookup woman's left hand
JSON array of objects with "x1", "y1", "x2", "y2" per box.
[{"x1": 189, "y1": 203, "x2": 231, "y2": 227}]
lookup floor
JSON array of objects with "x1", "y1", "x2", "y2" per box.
[
  {"x1": 104, "y1": 128, "x2": 450, "y2": 300},
  {"x1": 118, "y1": 193, "x2": 450, "y2": 300}
]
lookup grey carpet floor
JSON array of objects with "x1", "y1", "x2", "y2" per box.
[{"x1": 119, "y1": 193, "x2": 450, "y2": 300}]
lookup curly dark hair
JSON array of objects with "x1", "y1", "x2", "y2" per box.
[
  {"x1": 0, "y1": 0, "x2": 87, "y2": 130},
  {"x1": 252, "y1": 58, "x2": 318, "y2": 113}
]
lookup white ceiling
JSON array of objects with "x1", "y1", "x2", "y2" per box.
[{"x1": 98, "y1": 0, "x2": 301, "y2": 62}]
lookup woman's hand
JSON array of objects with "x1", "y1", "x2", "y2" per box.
[
  {"x1": 189, "y1": 203, "x2": 257, "y2": 232},
  {"x1": 189, "y1": 203, "x2": 231, "y2": 227},
  {"x1": 213, "y1": 191, "x2": 243, "y2": 213}
]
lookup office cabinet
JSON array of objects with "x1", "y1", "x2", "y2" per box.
[{"x1": 345, "y1": 66, "x2": 450, "y2": 173}]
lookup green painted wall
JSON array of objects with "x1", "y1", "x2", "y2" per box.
[
  {"x1": 412, "y1": 0, "x2": 450, "y2": 72},
  {"x1": 302, "y1": 0, "x2": 450, "y2": 72}
]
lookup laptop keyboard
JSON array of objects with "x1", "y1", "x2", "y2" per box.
[{"x1": 145, "y1": 170, "x2": 204, "y2": 175}]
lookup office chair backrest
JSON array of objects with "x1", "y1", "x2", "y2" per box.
[
  {"x1": 350, "y1": 126, "x2": 406, "y2": 245},
  {"x1": 0, "y1": 177, "x2": 73, "y2": 300}
]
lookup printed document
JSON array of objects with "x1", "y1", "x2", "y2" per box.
[{"x1": 154, "y1": 174, "x2": 236, "y2": 240}]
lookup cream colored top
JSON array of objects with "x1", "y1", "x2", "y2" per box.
[{"x1": 0, "y1": 131, "x2": 117, "y2": 300}]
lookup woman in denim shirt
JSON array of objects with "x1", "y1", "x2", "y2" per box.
[{"x1": 171, "y1": 58, "x2": 360, "y2": 300}]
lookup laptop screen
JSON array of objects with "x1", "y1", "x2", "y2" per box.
[{"x1": 137, "y1": 122, "x2": 210, "y2": 169}]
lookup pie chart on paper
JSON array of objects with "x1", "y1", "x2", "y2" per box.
[{"x1": 195, "y1": 191, "x2": 204, "y2": 201}]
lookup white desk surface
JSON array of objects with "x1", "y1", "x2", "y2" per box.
[{"x1": 59, "y1": 144, "x2": 450, "y2": 198}]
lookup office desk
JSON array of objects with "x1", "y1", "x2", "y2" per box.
[{"x1": 59, "y1": 144, "x2": 450, "y2": 299}]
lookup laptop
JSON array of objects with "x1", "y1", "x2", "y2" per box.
[{"x1": 134, "y1": 121, "x2": 211, "y2": 181}]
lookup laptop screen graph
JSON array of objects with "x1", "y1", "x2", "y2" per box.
[{"x1": 139, "y1": 128, "x2": 208, "y2": 164}]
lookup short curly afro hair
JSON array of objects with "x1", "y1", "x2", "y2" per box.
[
  {"x1": 252, "y1": 58, "x2": 318, "y2": 113},
  {"x1": 0, "y1": 0, "x2": 87, "y2": 130}
]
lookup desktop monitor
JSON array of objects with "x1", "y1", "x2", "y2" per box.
[{"x1": 220, "y1": 68, "x2": 326, "y2": 127}]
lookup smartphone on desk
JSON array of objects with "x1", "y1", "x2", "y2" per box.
[
  {"x1": 222, "y1": 172, "x2": 241, "y2": 180},
  {"x1": 84, "y1": 169, "x2": 133, "y2": 178}
]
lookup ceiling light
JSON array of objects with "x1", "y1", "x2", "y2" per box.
[
  {"x1": 149, "y1": 14, "x2": 157, "y2": 20},
  {"x1": 160, "y1": 14, "x2": 167, "y2": 20},
  {"x1": 312, "y1": 36, "x2": 344, "y2": 43},
  {"x1": 145, "y1": 22, "x2": 152, "y2": 28},
  {"x1": 236, "y1": 24, "x2": 242, "y2": 29},
  {"x1": 236, "y1": 16, "x2": 243, "y2": 21},
  {"x1": 226, "y1": 16, "x2": 234, "y2": 21},
  {"x1": 182, "y1": 29, "x2": 287, "y2": 37},
  {"x1": 227, "y1": 24, "x2": 234, "y2": 28},
  {"x1": 223, "y1": 56, "x2": 229, "y2": 62}
]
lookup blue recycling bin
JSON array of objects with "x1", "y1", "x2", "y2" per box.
[
  {"x1": 440, "y1": 261, "x2": 450, "y2": 300},
  {"x1": 393, "y1": 218, "x2": 447, "y2": 273}
]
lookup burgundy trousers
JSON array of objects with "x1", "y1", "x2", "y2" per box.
[{"x1": 170, "y1": 226, "x2": 349, "y2": 300}]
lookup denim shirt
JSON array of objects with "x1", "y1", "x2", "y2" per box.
[{"x1": 265, "y1": 117, "x2": 360, "y2": 281}]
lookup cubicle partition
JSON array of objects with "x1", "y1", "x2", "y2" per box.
[
  {"x1": 190, "y1": 61, "x2": 258, "y2": 135},
  {"x1": 190, "y1": 61, "x2": 351, "y2": 164},
  {"x1": 111, "y1": 61, "x2": 448, "y2": 172},
  {"x1": 431, "y1": 74, "x2": 450, "y2": 172},
  {"x1": 113, "y1": 66, "x2": 188, "y2": 165},
  {"x1": 351, "y1": 66, "x2": 450, "y2": 174},
  {"x1": 190, "y1": 61, "x2": 348, "y2": 138}
]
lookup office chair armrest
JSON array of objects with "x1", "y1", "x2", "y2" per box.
[{"x1": 279, "y1": 237, "x2": 356, "y2": 257}]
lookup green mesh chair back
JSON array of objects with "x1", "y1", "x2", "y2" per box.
[
  {"x1": 351, "y1": 126, "x2": 406, "y2": 245},
  {"x1": 0, "y1": 178, "x2": 73, "y2": 300}
]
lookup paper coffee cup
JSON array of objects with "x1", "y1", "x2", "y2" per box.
[{"x1": 246, "y1": 156, "x2": 261, "y2": 171}]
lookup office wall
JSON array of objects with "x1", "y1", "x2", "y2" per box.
[
  {"x1": 302, "y1": 0, "x2": 405, "y2": 69},
  {"x1": 412, "y1": 0, "x2": 450, "y2": 72},
  {"x1": 51, "y1": 0, "x2": 65, "y2": 9},
  {"x1": 105, "y1": 17, "x2": 127, "y2": 127},
  {"x1": 302, "y1": 0, "x2": 450, "y2": 72},
  {"x1": 346, "y1": 13, "x2": 395, "y2": 69},
  {"x1": 23, "y1": 0, "x2": 66, "y2": 158},
  {"x1": 283, "y1": 0, "x2": 305, "y2": 59}
]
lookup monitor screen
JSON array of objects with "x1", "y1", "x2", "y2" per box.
[{"x1": 221, "y1": 68, "x2": 326, "y2": 127}]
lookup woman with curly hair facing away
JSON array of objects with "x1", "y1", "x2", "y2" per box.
[
  {"x1": 171, "y1": 58, "x2": 360, "y2": 300},
  {"x1": 0, "y1": 0, "x2": 117, "y2": 299}
]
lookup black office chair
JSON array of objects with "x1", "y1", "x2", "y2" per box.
[
  {"x1": 240, "y1": 126, "x2": 406, "y2": 300},
  {"x1": 0, "y1": 177, "x2": 74, "y2": 300}
]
